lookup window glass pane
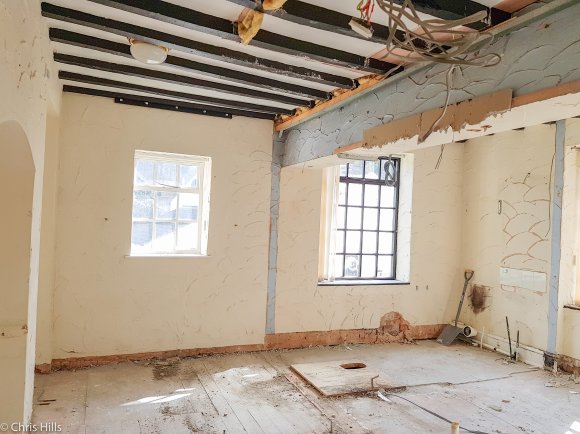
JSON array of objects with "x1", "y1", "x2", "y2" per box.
[
  {"x1": 363, "y1": 208, "x2": 378, "y2": 230},
  {"x1": 131, "y1": 222, "x2": 152, "y2": 249},
  {"x1": 380, "y1": 185, "x2": 396, "y2": 208},
  {"x1": 132, "y1": 190, "x2": 154, "y2": 219},
  {"x1": 364, "y1": 161, "x2": 380, "y2": 179},
  {"x1": 177, "y1": 222, "x2": 198, "y2": 251},
  {"x1": 348, "y1": 161, "x2": 364, "y2": 178},
  {"x1": 345, "y1": 231, "x2": 361, "y2": 254},
  {"x1": 154, "y1": 222, "x2": 176, "y2": 251},
  {"x1": 344, "y1": 255, "x2": 360, "y2": 277},
  {"x1": 361, "y1": 255, "x2": 377, "y2": 278},
  {"x1": 336, "y1": 206, "x2": 346, "y2": 229},
  {"x1": 179, "y1": 164, "x2": 198, "y2": 188},
  {"x1": 338, "y1": 183, "x2": 346, "y2": 205},
  {"x1": 134, "y1": 159, "x2": 154, "y2": 186},
  {"x1": 362, "y1": 231, "x2": 377, "y2": 254},
  {"x1": 364, "y1": 184, "x2": 379, "y2": 207},
  {"x1": 379, "y1": 232, "x2": 394, "y2": 254},
  {"x1": 156, "y1": 192, "x2": 177, "y2": 219},
  {"x1": 335, "y1": 230, "x2": 345, "y2": 253},
  {"x1": 334, "y1": 254, "x2": 344, "y2": 277},
  {"x1": 156, "y1": 162, "x2": 177, "y2": 186},
  {"x1": 379, "y1": 209, "x2": 395, "y2": 231},
  {"x1": 377, "y1": 256, "x2": 393, "y2": 278},
  {"x1": 178, "y1": 193, "x2": 199, "y2": 221},
  {"x1": 347, "y1": 183, "x2": 362, "y2": 206},
  {"x1": 346, "y1": 207, "x2": 362, "y2": 229},
  {"x1": 328, "y1": 159, "x2": 399, "y2": 280}
]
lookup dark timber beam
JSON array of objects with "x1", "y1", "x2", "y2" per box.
[
  {"x1": 227, "y1": 0, "x2": 510, "y2": 34},
  {"x1": 393, "y1": 0, "x2": 511, "y2": 30},
  {"x1": 54, "y1": 53, "x2": 313, "y2": 107},
  {"x1": 63, "y1": 85, "x2": 278, "y2": 120},
  {"x1": 59, "y1": 71, "x2": 294, "y2": 115},
  {"x1": 41, "y1": 3, "x2": 357, "y2": 88},
  {"x1": 84, "y1": 0, "x2": 397, "y2": 73},
  {"x1": 49, "y1": 29, "x2": 337, "y2": 99},
  {"x1": 225, "y1": 0, "x2": 399, "y2": 45}
]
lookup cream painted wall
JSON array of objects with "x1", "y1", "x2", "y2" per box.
[
  {"x1": 0, "y1": 122, "x2": 35, "y2": 425},
  {"x1": 559, "y1": 119, "x2": 580, "y2": 361},
  {"x1": 51, "y1": 94, "x2": 273, "y2": 359},
  {"x1": 459, "y1": 122, "x2": 580, "y2": 363},
  {"x1": 275, "y1": 144, "x2": 464, "y2": 332},
  {"x1": 460, "y1": 125, "x2": 555, "y2": 351},
  {"x1": 36, "y1": 111, "x2": 61, "y2": 366},
  {"x1": 0, "y1": 0, "x2": 61, "y2": 425}
]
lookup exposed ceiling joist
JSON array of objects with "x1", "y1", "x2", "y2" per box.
[
  {"x1": 85, "y1": 0, "x2": 397, "y2": 73},
  {"x1": 41, "y1": 2, "x2": 357, "y2": 89},
  {"x1": 390, "y1": 0, "x2": 512, "y2": 29},
  {"x1": 63, "y1": 85, "x2": 279, "y2": 120},
  {"x1": 49, "y1": 29, "x2": 336, "y2": 99},
  {"x1": 54, "y1": 53, "x2": 313, "y2": 107},
  {"x1": 59, "y1": 71, "x2": 295, "y2": 115},
  {"x1": 225, "y1": 0, "x2": 510, "y2": 40},
  {"x1": 224, "y1": 0, "x2": 397, "y2": 45}
]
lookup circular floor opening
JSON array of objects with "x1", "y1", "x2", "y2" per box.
[{"x1": 340, "y1": 363, "x2": 367, "y2": 370}]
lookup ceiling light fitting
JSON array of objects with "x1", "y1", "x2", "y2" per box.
[{"x1": 129, "y1": 39, "x2": 169, "y2": 65}]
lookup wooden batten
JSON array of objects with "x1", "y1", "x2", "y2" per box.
[{"x1": 362, "y1": 89, "x2": 513, "y2": 150}]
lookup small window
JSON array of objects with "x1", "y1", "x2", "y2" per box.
[
  {"x1": 130, "y1": 150, "x2": 211, "y2": 256},
  {"x1": 325, "y1": 159, "x2": 400, "y2": 281}
]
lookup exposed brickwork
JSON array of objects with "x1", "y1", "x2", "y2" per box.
[{"x1": 41, "y1": 319, "x2": 444, "y2": 372}]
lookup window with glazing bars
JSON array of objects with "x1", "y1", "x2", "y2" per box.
[
  {"x1": 333, "y1": 159, "x2": 400, "y2": 280},
  {"x1": 130, "y1": 150, "x2": 211, "y2": 255}
]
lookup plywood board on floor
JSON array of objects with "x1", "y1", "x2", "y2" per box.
[{"x1": 290, "y1": 360, "x2": 397, "y2": 396}]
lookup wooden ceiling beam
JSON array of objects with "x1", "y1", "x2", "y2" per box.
[
  {"x1": 393, "y1": 0, "x2": 512, "y2": 30},
  {"x1": 49, "y1": 28, "x2": 332, "y2": 100},
  {"x1": 225, "y1": 0, "x2": 405, "y2": 45},
  {"x1": 59, "y1": 71, "x2": 294, "y2": 115},
  {"x1": 226, "y1": 0, "x2": 510, "y2": 38},
  {"x1": 63, "y1": 85, "x2": 278, "y2": 120},
  {"x1": 41, "y1": 2, "x2": 356, "y2": 89},
  {"x1": 54, "y1": 53, "x2": 313, "y2": 107},
  {"x1": 85, "y1": 0, "x2": 398, "y2": 73}
]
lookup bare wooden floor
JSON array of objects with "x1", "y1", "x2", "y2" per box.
[{"x1": 33, "y1": 341, "x2": 580, "y2": 433}]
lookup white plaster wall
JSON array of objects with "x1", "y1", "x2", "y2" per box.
[
  {"x1": 0, "y1": 123, "x2": 34, "y2": 425},
  {"x1": 52, "y1": 94, "x2": 272, "y2": 359},
  {"x1": 36, "y1": 111, "x2": 61, "y2": 366},
  {"x1": 0, "y1": 0, "x2": 61, "y2": 424},
  {"x1": 275, "y1": 144, "x2": 464, "y2": 331},
  {"x1": 460, "y1": 125, "x2": 555, "y2": 351},
  {"x1": 559, "y1": 118, "x2": 580, "y2": 361}
]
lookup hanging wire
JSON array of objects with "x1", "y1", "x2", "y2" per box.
[
  {"x1": 372, "y1": 0, "x2": 501, "y2": 67},
  {"x1": 357, "y1": 0, "x2": 375, "y2": 24},
  {"x1": 382, "y1": 156, "x2": 398, "y2": 187}
]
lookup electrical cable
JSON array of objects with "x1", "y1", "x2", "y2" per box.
[
  {"x1": 382, "y1": 392, "x2": 491, "y2": 434},
  {"x1": 372, "y1": 0, "x2": 501, "y2": 67}
]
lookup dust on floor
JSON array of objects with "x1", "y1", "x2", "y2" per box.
[{"x1": 33, "y1": 340, "x2": 580, "y2": 433}]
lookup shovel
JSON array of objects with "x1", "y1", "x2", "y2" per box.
[{"x1": 437, "y1": 270, "x2": 475, "y2": 346}]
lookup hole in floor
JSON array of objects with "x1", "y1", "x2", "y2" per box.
[{"x1": 340, "y1": 363, "x2": 367, "y2": 370}]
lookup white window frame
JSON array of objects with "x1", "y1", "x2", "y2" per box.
[{"x1": 130, "y1": 150, "x2": 211, "y2": 256}]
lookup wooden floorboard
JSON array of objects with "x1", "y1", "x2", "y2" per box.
[{"x1": 32, "y1": 342, "x2": 580, "y2": 434}]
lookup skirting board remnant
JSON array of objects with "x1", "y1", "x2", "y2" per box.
[{"x1": 38, "y1": 317, "x2": 444, "y2": 372}]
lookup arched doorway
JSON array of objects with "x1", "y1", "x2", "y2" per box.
[{"x1": 0, "y1": 121, "x2": 35, "y2": 424}]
